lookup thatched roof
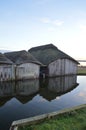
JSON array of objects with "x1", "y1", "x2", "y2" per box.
[
  {"x1": 0, "y1": 53, "x2": 13, "y2": 64},
  {"x1": 5, "y1": 50, "x2": 42, "y2": 65},
  {"x1": 29, "y1": 44, "x2": 79, "y2": 65}
]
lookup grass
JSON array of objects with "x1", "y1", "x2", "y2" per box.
[
  {"x1": 18, "y1": 107, "x2": 86, "y2": 130},
  {"x1": 77, "y1": 66, "x2": 86, "y2": 75}
]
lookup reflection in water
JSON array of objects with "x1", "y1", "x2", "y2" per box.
[
  {"x1": 39, "y1": 75, "x2": 78, "y2": 101},
  {"x1": 15, "y1": 80, "x2": 39, "y2": 104},
  {"x1": 0, "y1": 79, "x2": 39, "y2": 105},
  {"x1": 0, "y1": 75, "x2": 78, "y2": 106},
  {"x1": 0, "y1": 82, "x2": 15, "y2": 97},
  {"x1": 16, "y1": 80, "x2": 39, "y2": 96},
  {"x1": 48, "y1": 75, "x2": 77, "y2": 93},
  {"x1": 0, "y1": 75, "x2": 84, "y2": 130}
]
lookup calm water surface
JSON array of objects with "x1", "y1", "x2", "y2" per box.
[{"x1": 0, "y1": 75, "x2": 86, "y2": 130}]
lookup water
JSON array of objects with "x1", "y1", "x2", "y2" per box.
[{"x1": 0, "y1": 75, "x2": 86, "y2": 130}]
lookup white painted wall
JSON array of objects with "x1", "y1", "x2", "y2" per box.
[
  {"x1": 65, "y1": 59, "x2": 77, "y2": 74},
  {"x1": 16, "y1": 63, "x2": 40, "y2": 80},
  {"x1": 48, "y1": 59, "x2": 78, "y2": 77},
  {"x1": 0, "y1": 64, "x2": 15, "y2": 81},
  {"x1": 48, "y1": 59, "x2": 61, "y2": 76}
]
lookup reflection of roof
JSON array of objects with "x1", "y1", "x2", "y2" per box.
[
  {"x1": 5, "y1": 50, "x2": 42, "y2": 65},
  {"x1": 0, "y1": 53, "x2": 13, "y2": 64},
  {"x1": 0, "y1": 97, "x2": 12, "y2": 106},
  {"x1": 29, "y1": 44, "x2": 79, "y2": 65},
  {"x1": 16, "y1": 93, "x2": 37, "y2": 104},
  {"x1": 39, "y1": 88, "x2": 58, "y2": 101}
]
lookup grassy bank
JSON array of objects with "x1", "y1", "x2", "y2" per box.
[
  {"x1": 77, "y1": 66, "x2": 86, "y2": 75},
  {"x1": 18, "y1": 105, "x2": 86, "y2": 130}
]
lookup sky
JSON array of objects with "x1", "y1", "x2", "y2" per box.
[{"x1": 0, "y1": 0, "x2": 86, "y2": 60}]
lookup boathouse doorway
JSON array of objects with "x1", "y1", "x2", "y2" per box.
[{"x1": 40, "y1": 66, "x2": 49, "y2": 78}]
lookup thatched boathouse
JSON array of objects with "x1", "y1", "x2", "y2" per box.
[
  {"x1": 5, "y1": 50, "x2": 42, "y2": 80},
  {"x1": 29, "y1": 44, "x2": 79, "y2": 77},
  {"x1": 0, "y1": 53, "x2": 15, "y2": 81}
]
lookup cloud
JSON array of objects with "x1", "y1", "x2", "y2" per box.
[
  {"x1": 53, "y1": 20, "x2": 64, "y2": 26},
  {"x1": 40, "y1": 17, "x2": 64, "y2": 26}
]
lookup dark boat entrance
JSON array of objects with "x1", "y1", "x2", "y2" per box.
[{"x1": 40, "y1": 66, "x2": 49, "y2": 78}]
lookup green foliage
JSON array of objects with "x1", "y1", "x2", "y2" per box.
[{"x1": 78, "y1": 66, "x2": 86, "y2": 75}]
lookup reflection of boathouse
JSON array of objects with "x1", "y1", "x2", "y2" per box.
[
  {"x1": 16, "y1": 80, "x2": 39, "y2": 96},
  {"x1": 39, "y1": 75, "x2": 78, "y2": 101},
  {"x1": 0, "y1": 75, "x2": 78, "y2": 106},
  {"x1": 29, "y1": 44, "x2": 79, "y2": 78},
  {"x1": 0, "y1": 79, "x2": 39, "y2": 105},
  {"x1": 48, "y1": 75, "x2": 78, "y2": 94}
]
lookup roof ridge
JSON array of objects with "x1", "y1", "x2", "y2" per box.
[
  {"x1": 29, "y1": 43, "x2": 58, "y2": 52},
  {"x1": 4, "y1": 50, "x2": 42, "y2": 65}
]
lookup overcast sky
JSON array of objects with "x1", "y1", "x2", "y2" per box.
[{"x1": 0, "y1": 0, "x2": 86, "y2": 59}]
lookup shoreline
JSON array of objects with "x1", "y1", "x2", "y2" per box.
[{"x1": 10, "y1": 104, "x2": 86, "y2": 130}]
